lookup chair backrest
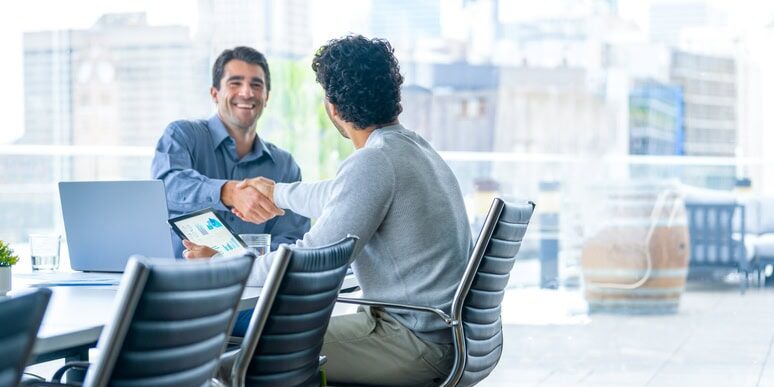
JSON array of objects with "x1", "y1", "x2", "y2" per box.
[
  {"x1": 0, "y1": 288, "x2": 51, "y2": 387},
  {"x1": 233, "y1": 236, "x2": 357, "y2": 387},
  {"x1": 83, "y1": 254, "x2": 254, "y2": 387},
  {"x1": 685, "y1": 202, "x2": 746, "y2": 268},
  {"x1": 448, "y1": 198, "x2": 534, "y2": 387}
]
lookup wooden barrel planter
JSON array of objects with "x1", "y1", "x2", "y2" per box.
[{"x1": 580, "y1": 189, "x2": 690, "y2": 314}]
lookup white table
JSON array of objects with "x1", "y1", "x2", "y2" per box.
[
  {"x1": 11, "y1": 272, "x2": 262, "y2": 364},
  {"x1": 12, "y1": 270, "x2": 358, "y2": 364}
]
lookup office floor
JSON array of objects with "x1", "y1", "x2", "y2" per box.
[{"x1": 482, "y1": 262, "x2": 774, "y2": 387}]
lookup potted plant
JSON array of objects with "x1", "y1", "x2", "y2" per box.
[{"x1": 0, "y1": 240, "x2": 19, "y2": 296}]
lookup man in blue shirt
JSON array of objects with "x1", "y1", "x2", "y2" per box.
[{"x1": 152, "y1": 46, "x2": 310, "y2": 257}]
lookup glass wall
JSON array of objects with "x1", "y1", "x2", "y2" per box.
[{"x1": 4, "y1": 1, "x2": 774, "y2": 384}]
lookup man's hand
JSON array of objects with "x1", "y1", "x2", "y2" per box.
[
  {"x1": 221, "y1": 180, "x2": 284, "y2": 224},
  {"x1": 182, "y1": 240, "x2": 218, "y2": 259},
  {"x1": 238, "y1": 177, "x2": 276, "y2": 202}
]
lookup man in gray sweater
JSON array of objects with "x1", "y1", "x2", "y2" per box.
[{"x1": 185, "y1": 35, "x2": 472, "y2": 386}]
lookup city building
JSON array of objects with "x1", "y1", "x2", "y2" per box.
[
  {"x1": 197, "y1": 0, "x2": 313, "y2": 60},
  {"x1": 670, "y1": 49, "x2": 737, "y2": 157},
  {"x1": 370, "y1": 0, "x2": 441, "y2": 48},
  {"x1": 400, "y1": 62, "x2": 499, "y2": 152},
  {"x1": 22, "y1": 13, "x2": 202, "y2": 149},
  {"x1": 9, "y1": 13, "x2": 201, "y2": 240},
  {"x1": 494, "y1": 66, "x2": 618, "y2": 155},
  {"x1": 649, "y1": 0, "x2": 727, "y2": 47},
  {"x1": 628, "y1": 79, "x2": 684, "y2": 155}
]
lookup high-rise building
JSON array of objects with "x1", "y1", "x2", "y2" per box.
[
  {"x1": 628, "y1": 79, "x2": 684, "y2": 155},
  {"x1": 7, "y1": 13, "x2": 202, "y2": 241},
  {"x1": 402, "y1": 86, "x2": 497, "y2": 153},
  {"x1": 22, "y1": 13, "x2": 203, "y2": 149},
  {"x1": 370, "y1": 0, "x2": 441, "y2": 47},
  {"x1": 494, "y1": 67, "x2": 618, "y2": 155},
  {"x1": 400, "y1": 62, "x2": 499, "y2": 152},
  {"x1": 197, "y1": 0, "x2": 312, "y2": 60},
  {"x1": 21, "y1": 31, "x2": 75, "y2": 145},
  {"x1": 649, "y1": 1, "x2": 727, "y2": 48},
  {"x1": 670, "y1": 50, "x2": 736, "y2": 156}
]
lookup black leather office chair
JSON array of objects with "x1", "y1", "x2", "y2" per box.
[
  {"x1": 223, "y1": 236, "x2": 357, "y2": 387},
  {"x1": 0, "y1": 288, "x2": 51, "y2": 387},
  {"x1": 33, "y1": 254, "x2": 255, "y2": 387},
  {"x1": 338, "y1": 198, "x2": 535, "y2": 386}
]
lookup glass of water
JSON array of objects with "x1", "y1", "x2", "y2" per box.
[
  {"x1": 239, "y1": 234, "x2": 271, "y2": 257},
  {"x1": 29, "y1": 234, "x2": 61, "y2": 271}
]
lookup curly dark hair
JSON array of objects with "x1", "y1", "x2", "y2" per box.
[
  {"x1": 212, "y1": 46, "x2": 271, "y2": 92},
  {"x1": 312, "y1": 35, "x2": 404, "y2": 129}
]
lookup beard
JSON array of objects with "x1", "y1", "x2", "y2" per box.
[
  {"x1": 334, "y1": 120, "x2": 349, "y2": 139},
  {"x1": 325, "y1": 101, "x2": 349, "y2": 139}
]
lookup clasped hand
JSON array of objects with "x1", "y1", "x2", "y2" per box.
[
  {"x1": 229, "y1": 177, "x2": 283, "y2": 224},
  {"x1": 185, "y1": 177, "x2": 282, "y2": 260}
]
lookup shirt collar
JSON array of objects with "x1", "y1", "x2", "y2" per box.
[
  {"x1": 208, "y1": 114, "x2": 230, "y2": 149},
  {"x1": 208, "y1": 114, "x2": 275, "y2": 163}
]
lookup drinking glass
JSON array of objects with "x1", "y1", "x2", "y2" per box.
[
  {"x1": 29, "y1": 234, "x2": 61, "y2": 271},
  {"x1": 239, "y1": 234, "x2": 271, "y2": 258}
]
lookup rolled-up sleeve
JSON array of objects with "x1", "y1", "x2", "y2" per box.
[{"x1": 151, "y1": 122, "x2": 229, "y2": 212}]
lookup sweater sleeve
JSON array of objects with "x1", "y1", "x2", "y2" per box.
[
  {"x1": 273, "y1": 178, "x2": 336, "y2": 219},
  {"x1": 244, "y1": 148, "x2": 395, "y2": 286}
]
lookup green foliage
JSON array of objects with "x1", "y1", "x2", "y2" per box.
[
  {"x1": 0, "y1": 240, "x2": 19, "y2": 267},
  {"x1": 260, "y1": 58, "x2": 353, "y2": 181}
]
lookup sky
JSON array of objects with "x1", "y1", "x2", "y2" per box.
[{"x1": 1, "y1": 0, "x2": 773, "y2": 144}]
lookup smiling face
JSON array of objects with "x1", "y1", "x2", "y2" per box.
[{"x1": 210, "y1": 59, "x2": 270, "y2": 133}]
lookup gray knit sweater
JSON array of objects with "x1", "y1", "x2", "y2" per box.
[{"x1": 250, "y1": 124, "x2": 472, "y2": 343}]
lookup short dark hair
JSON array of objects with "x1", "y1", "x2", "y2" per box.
[
  {"x1": 312, "y1": 35, "x2": 403, "y2": 129},
  {"x1": 212, "y1": 46, "x2": 271, "y2": 91}
]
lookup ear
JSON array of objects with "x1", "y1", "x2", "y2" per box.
[
  {"x1": 326, "y1": 99, "x2": 339, "y2": 118},
  {"x1": 210, "y1": 86, "x2": 219, "y2": 103},
  {"x1": 264, "y1": 91, "x2": 270, "y2": 106}
]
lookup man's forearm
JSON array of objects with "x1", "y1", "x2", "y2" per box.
[
  {"x1": 161, "y1": 170, "x2": 229, "y2": 212},
  {"x1": 274, "y1": 179, "x2": 335, "y2": 219}
]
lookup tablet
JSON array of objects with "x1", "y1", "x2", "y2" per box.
[{"x1": 168, "y1": 208, "x2": 247, "y2": 253}]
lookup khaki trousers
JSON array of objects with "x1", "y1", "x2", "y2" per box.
[{"x1": 321, "y1": 306, "x2": 453, "y2": 386}]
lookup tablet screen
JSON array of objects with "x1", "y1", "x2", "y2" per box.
[{"x1": 168, "y1": 209, "x2": 246, "y2": 253}]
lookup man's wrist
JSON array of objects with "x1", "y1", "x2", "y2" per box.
[
  {"x1": 221, "y1": 181, "x2": 238, "y2": 207},
  {"x1": 266, "y1": 183, "x2": 276, "y2": 203}
]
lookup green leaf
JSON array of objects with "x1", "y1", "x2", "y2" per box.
[{"x1": 0, "y1": 240, "x2": 20, "y2": 267}]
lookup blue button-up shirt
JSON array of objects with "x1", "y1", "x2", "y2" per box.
[{"x1": 151, "y1": 115, "x2": 310, "y2": 257}]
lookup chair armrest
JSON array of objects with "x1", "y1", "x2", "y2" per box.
[
  {"x1": 227, "y1": 336, "x2": 244, "y2": 346},
  {"x1": 220, "y1": 346, "x2": 241, "y2": 365},
  {"x1": 336, "y1": 296, "x2": 455, "y2": 326},
  {"x1": 51, "y1": 361, "x2": 91, "y2": 383}
]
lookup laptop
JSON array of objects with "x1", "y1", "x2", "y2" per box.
[{"x1": 59, "y1": 180, "x2": 175, "y2": 272}]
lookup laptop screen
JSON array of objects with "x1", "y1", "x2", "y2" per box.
[{"x1": 59, "y1": 180, "x2": 174, "y2": 272}]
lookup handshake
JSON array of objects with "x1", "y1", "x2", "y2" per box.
[
  {"x1": 223, "y1": 176, "x2": 284, "y2": 225},
  {"x1": 184, "y1": 177, "x2": 282, "y2": 260}
]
